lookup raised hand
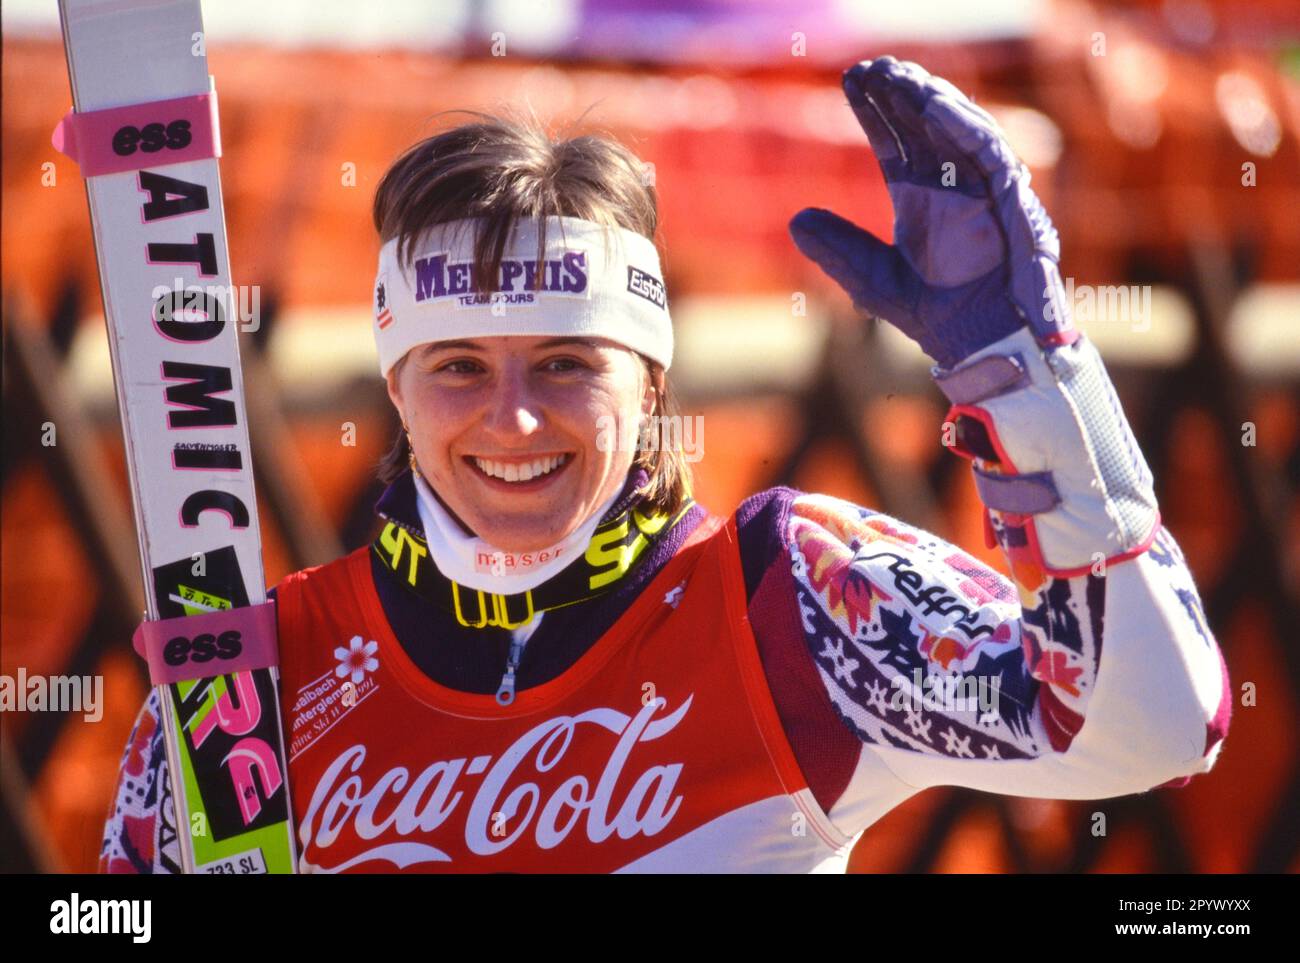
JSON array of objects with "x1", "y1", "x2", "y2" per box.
[{"x1": 789, "y1": 56, "x2": 1074, "y2": 370}]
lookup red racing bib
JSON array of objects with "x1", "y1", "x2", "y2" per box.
[{"x1": 275, "y1": 516, "x2": 852, "y2": 872}]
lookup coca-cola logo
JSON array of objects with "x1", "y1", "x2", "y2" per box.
[{"x1": 298, "y1": 695, "x2": 693, "y2": 872}]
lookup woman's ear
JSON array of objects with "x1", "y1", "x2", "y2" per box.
[
  {"x1": 641, "y1": 361, "x2": 664, "y2": 418},
  {"x1": 385, "y1": 362, "x2": 407, "y2": 427}
]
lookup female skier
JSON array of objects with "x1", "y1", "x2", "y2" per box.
[{"x1": 101, "y1": 57, "x2": 1230, "y2": 873}]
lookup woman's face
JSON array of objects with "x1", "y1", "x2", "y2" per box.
[{"x1": 387, "y1": 335, "x2": 653, "y2": 553}]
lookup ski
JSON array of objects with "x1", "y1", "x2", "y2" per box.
[{"x1": 55, "y1": 0, "x2": 296, "y2": 873}]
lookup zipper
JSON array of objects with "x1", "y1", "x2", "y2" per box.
[{"x1": 495, "y1": 634, "x2": 528, "y2": 706}]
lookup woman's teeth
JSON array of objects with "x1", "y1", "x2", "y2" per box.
[{"x1": 473, "y1": 454, "x2": 569, "y2": 483}]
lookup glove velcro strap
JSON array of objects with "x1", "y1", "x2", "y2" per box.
[
  {"x1": 131, "y1": 600, "x2": 278, "y2": 686},
  {"x1": 972, "y1": 467, "x2": 1061, "y2": 515},
  {"x1": 932, "y1": 353, "x2": 1028, "y2": 405}
]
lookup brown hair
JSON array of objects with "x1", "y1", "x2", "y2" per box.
[{"x1": 372, "y1": 107, "x2": 691, "y2": 516}]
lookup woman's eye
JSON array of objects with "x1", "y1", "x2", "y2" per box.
[
  {"x1": 545, "y1": 357, "x2": 585, "y2": 372},
  {"x1": 438, "y1": 360, "x2": 481, "y2": 375}
]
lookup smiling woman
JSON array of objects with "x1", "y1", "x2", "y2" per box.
[
  {"x1": 371, "y1": 110, "x2": 693, "y2": 527},
  {"x1": 388, "y1": 333, "x2": 656, "y2": 553},
  {"x1": 101, "y1": 61, "x2": 1230, "y2": 875}
]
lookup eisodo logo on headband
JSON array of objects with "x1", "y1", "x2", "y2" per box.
[
  {"x1": 627, "y1": 265, "x2": 666, "y2": 310},
  {"x1": 412, "y1": 250, "x2": 590, "y2": 308}
]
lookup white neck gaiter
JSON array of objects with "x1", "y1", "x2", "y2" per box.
[{"x1": 411, "y1": 470, "x2": 621, "y2": 594}]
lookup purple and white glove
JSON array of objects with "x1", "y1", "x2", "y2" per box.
[
  {"x1": 789, "y1": 56, "x2": 1073, "y2": 369},
  {"x1": 790, "y1": 57, "x2": 1160, "y2": 577}
]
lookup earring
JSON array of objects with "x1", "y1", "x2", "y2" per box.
[{"x1": 403, "y1": 421, "x2": 418, "y2": 472}]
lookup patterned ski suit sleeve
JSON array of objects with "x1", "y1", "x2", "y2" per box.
[
  {"x1": 785, "y1": 328, "x2": 1232, "y2": 826},
  {"x1": 99, "y1": 687, "x2": 181, "y2": 874}
]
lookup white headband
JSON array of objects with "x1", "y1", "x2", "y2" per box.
[{"x1": 373, "y1": 216, "x2": 672, "y2": 377}]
